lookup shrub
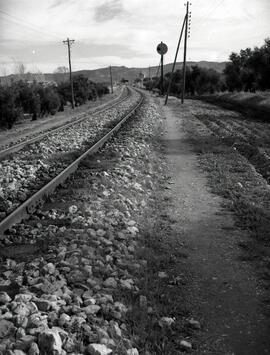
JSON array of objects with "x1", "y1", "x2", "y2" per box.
[
  {"x1": 13, "y1": 81, "x2": 40, "y2": 120},
  {"x1": 0, "y1": 86, "x2": 21, "y2": 128},
  {"x1": 224, "y1": 38, "x2": 270, "y2": 92},
  {"x1": 38, "y1": 86, "x2": 60, "y2": 116}
]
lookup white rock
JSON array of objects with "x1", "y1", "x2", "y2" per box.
[
  {"x1": 14, "y1": 294, "x2": 33, "y2": 303},
  {"x1": 83, "y1": 305, "x2": 101, "y2": 315},
  {"x1": 180, "y1": 340, "x2": 192, "y2": 350},
  {"x1": 127, "y1": 348, "x2": 139, "y2": 355},
  {"x1": 43, "y1": 263, "x2": 56, "y2": 275},
  {"x1": 114, "y1": 302, "x2": 128, "y2": 314},
  {"x1": 38, "y1": 328, "x2": 62, "y2": 354},
  {"x1": 87, "y1": 343, "x2": 113, "y2": 355},
  {"x1": 127, "y1": 220, "x2": 136, "y2": 226},
  {"x1": 127, "y1": 226, "x2": 139, "y2": 234},
  {"x1": 188, "y1": 318, "x2": 201, "y2": 329},
  {"x1": 0, "y1": 292, "x2": 11, "y2": 304},
  {"x1": 58, "y1": 313, "x2": 71, "y2": 327},
  {"x1": 96, "y1": 229, "x2": 106, "y2": 237},
  {"x1": 158, "y1": 271, "x2": 168, "y2": 278},
  {"x1": 0, "y1": 319, "x2": 14, "y2": 338},
  {"x1": 159, "y1": 317, "x2": 175, "y2": 327},
  {"x1": 12, "y1": 303, "x2": 31, "y2": 317},
  {"x1": 13, "y1": 350, "x2": 27, "y2": 355},
  {"x1": 69, "y1": 205, "x2": 78, "y2": 214},
  {"x1": 28, "y1": 342, "x2": 40, "y2": 355},
  {"x1": 103, "y1": 277, "x2": 117, "y2": 288},
  {"x1": 120, "y1": 279, "x2": 133, "y2": 290},
  {"x1": 108, "y1": 321, "x2": 121, "y2": 338}
]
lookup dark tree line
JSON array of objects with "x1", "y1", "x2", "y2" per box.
[
  {"x1": 224, "y1": 38, "x2": 270, "y2": 92},
  {"x1": 144, "y1": 38, "x2": 270, "y2": 96},
  {"x1": 0, "y1": 75, "x2": 109, "y2": 129},
  {"x1": 144, "y1": 65, "x2": 225, "y2": 96}
]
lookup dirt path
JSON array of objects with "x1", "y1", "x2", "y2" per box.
[{"x1": 160, "y1": 98, "x2": 270, "y2": 354}]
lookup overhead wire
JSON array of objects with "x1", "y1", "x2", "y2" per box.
[
  {"x1": 190, "y1": 0, "x2": 219, "y2": 31},
  {"x1": 190, "y1": 0, "x2": 225, "y2": 36},
  {"x1": 0, "y1": 9, "x2": 62, "y2": 41}
]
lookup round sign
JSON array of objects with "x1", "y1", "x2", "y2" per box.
[
  {"x1": 139, "y1": 72, "x2": 144, "y2": 79},
  {"x1": 157, "y1": 41, "x2": 168, "y2": 55}
]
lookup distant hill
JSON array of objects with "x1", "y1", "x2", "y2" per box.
[
  {"x1": 45, "y1": 61, "x2": 227, "y2": 84},
  {"x1": 0, "y1": 61, "x2": 227, "y2": 86}
]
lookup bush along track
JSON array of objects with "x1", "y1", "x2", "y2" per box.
[
  {"x1": 0, "y1": 86, "x2": 124, "y2": 152},
  {"x1": 0, "y1": 95, "x2": 193, "y2": 354},
  {"x1": 179, "y1": 99, "x2": 270, "y2": 295},
  {"x1": 0, "y1": 89, "x2": 141, "y2": 221}
]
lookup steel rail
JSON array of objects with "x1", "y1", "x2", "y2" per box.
[
  {"x1": 0, "y1": 87, "x2": 129, "y2": 161},
  {"x1": 0, "y1": 88, "x2": 143, "y2": 237}
]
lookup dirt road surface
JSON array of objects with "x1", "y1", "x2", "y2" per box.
[{"x1": 160, "y1": 97, "x2": 270, "y2": 354}]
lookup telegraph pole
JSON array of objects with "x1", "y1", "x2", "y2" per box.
[
  {"x1": 63, "y1": 38, "x2": 75, "y2": 109},
  {"x1": 160, "y1": 55, "x2": 164, "y2": 95},
  {"x1": 181, "y1": 2, "x2": 190, "y2": 104},
  {"x1": 109, "y1": 65, "x2": 113, "y2": 94},
  {"x1": 164, "y1": 15, "x2": 186, "y2": 105}
]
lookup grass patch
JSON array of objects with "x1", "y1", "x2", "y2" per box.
[
  {"x1": 183, "y1": 113, "x2": 270, "y2": 293},
  {"x1": 115, "y1": 195, "x2": 197, "y2": 354},
  {"x1": 197, "y1": 92, "x2": 270, "y2": 122}
]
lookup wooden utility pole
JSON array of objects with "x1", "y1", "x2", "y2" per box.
[
  {"x1": 160, "y1": 55, "x2": 164, "y2": 95},
  {"x1": 164, "y1": 15, "x2": 187, "y2": 105},
  {"x1": 109, "y1": 66, "x2": 113, "y2": 94},
  {"x1": 63, "y1": 38, "x2": 75, "y2": 109},
  {"x1": 156, "y1": 41, "x2": 168, "y2": 96},
  {"x1": 156, "y1": 59, "x2": 161, "y2": 77},
  {"x1": 181, "y1": 1, "x2": 189, "y2": 104}
]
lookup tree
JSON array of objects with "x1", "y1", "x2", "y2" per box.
[
  {"x1": 223, "y1": 38, "x2": 270, "y2": 92},
  {"x1": 54, "y1": 66, "x2": 69, "y2": 74},
  {"x1": 37, "y1": 86, "x2": 60, "y2": 116},
  {"x1": 0, "y1": 86, "x2": 21, "y2": 128},
  {"x1": 13, "y1": 59, "x2": 27, "y2": 79},
  {"x1": 13, "y1": 81, "x2": 40, "y2": 120},
  {"x1": 57, "y1": 75, "x2": 109, "y2": 107}
]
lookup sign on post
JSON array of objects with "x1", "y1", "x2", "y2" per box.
[
  {"x1": 156, "y1": 41, "x2": 168, "y2": 95},
  {"x1": 157, "y1": 42, "x2": 168, "y2": 55}
]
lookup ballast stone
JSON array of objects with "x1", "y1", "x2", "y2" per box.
[
  {"x1": 0, "y1": 291, "x2": 11, "y2": 304},
  {"x1": 38, "y1": 328, "x2": 62, "y2": 354},
  {"x1": 0, "y1": 319, "x2": 15, "y2": 338},
  {"x1": 180, "y1": 340, "x2": 192, "y2": 350},
  {"x1": 127, "y1": 349, "x2": 139, "y2": 355},
  {"x1": 87, "y1": 343, "x2": 113, "y2": 355}
]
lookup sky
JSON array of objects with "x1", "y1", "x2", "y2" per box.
[{"x1": 0, "y1": 0, "x2": 269, "y2": 75}]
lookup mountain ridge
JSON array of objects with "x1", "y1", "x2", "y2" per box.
[
  {"x1": 48, "y1": 61, "x2": 227, "y2": 84},
  {"x1": 0, "y1": 61, "x2": 227, "y2": 85}
]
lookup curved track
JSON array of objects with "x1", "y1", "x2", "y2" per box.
[
  {"x1": 0, "y1": 87, "x2": 129, "y2": 160},
  {"x1": 0, "y1": 87, "x2": 144, "y2": 236}
]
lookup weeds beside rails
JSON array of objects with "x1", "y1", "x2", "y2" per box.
[
  {"x1": 115, "y1": 198, "x2": 193, "y2": 354},
  {"x1": 196, "y1": 92, "x2": 270, "y2": 122},
  {"x1": 183, "y1": 114, "x2": 270, "y2": 288}
]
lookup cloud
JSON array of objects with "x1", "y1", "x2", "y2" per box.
[
  {"x1": 94, "y1": 0, "x2": 126, "y2": 22},
  {"x1": 49, "y1": 0, "x2": 76, "y2": 8},
  {"x1": 1, "y1": 0, "x2": 270, "y2": 75}
]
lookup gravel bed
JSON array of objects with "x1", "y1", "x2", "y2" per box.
[
  {"x1": 0, "y1": 94, "x2": 163, "y2": 354},
  {"x1": 0, "y1": 89, "x2": 141, "y2": 220}
]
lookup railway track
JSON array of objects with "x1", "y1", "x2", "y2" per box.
[
  {"x1": 0, "y1": 87, "x2": 144, "y2": 237},
  {"x1": 0, "y1": 86, "x2": 128, "y2": 160}
]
